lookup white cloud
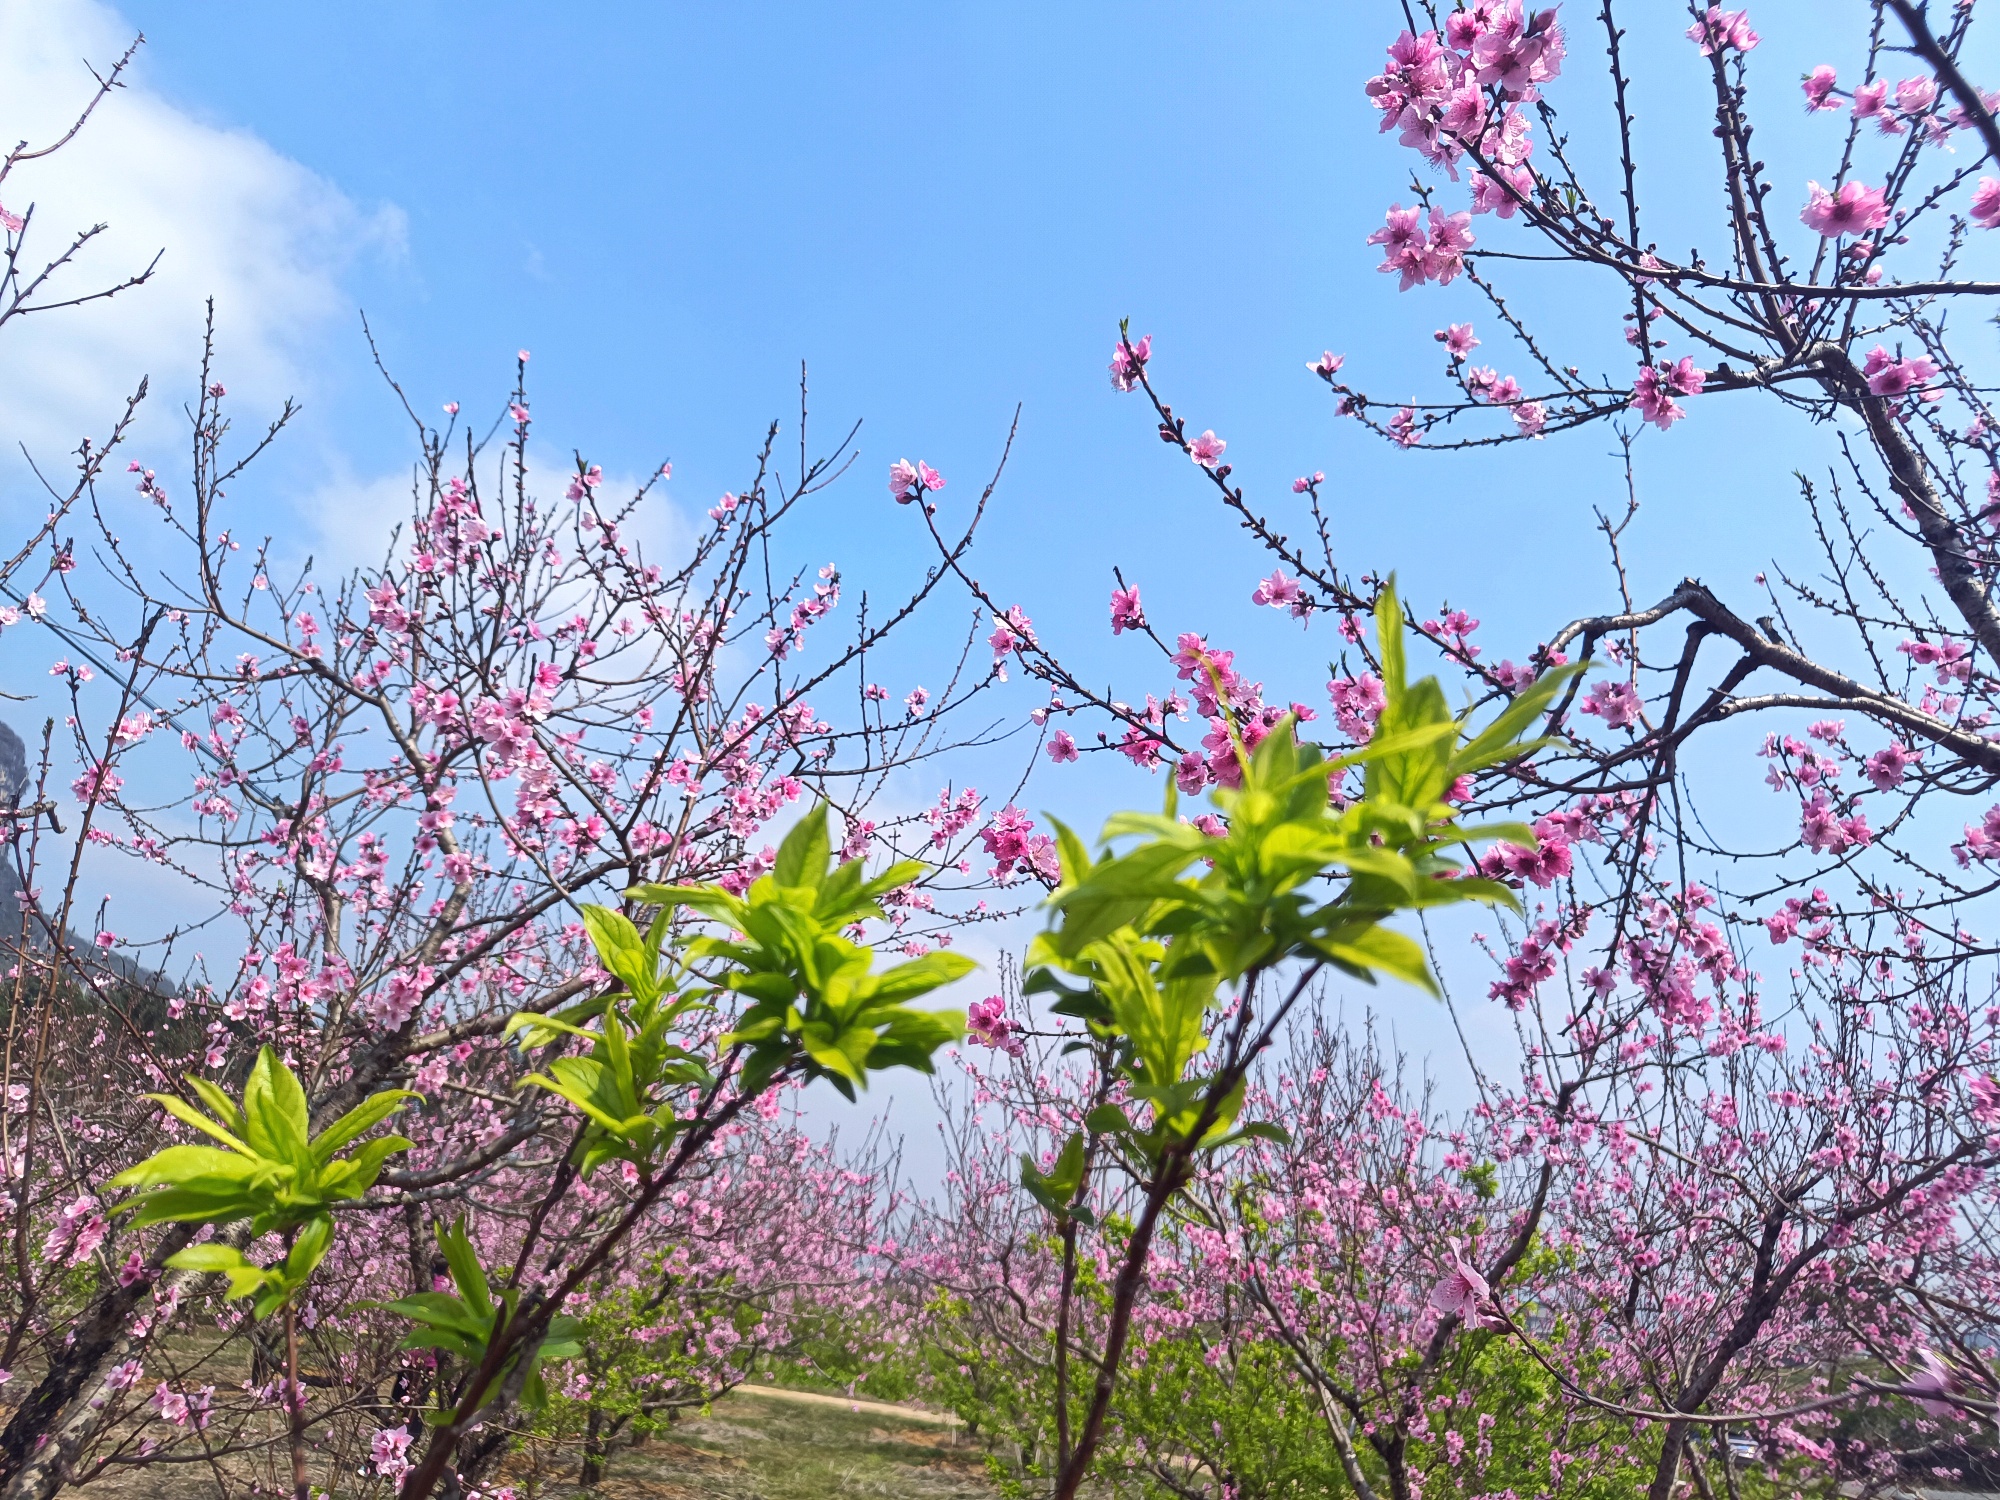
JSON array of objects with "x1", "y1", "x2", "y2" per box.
[{"x1": 0, "y1": 0, "x2": 404, "y2": 468}]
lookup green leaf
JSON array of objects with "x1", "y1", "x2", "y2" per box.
[
  {"x1": 1048, "y1": 816, "x2": 1094, "y2": 891},
  {"x1": 242, "y1": 1047, "x2": 311, "y2": 1175},
  {"x1": 581, "y1": 905, "x2": 653, "y2": 1000},
  {"x1": 184, "y1": 1077, "x2": 246, "y2": 1134},
  {"x1": 1376, "y1": 580, "x2": 1406, "y2": 700},
  {"x1": 1084, "y1": 1103, "x2": 1131, "y2": 1135},
  {"x1": 285, "y1": 1215, "x2": 334, "y2": 1282},
  {"x1": 310, "y1": 1090, "x2": 417, "y2": 1165},
  {"x1": 167, "y1": 1243, "x2": 276, "y2": 1303},
  {"x1": 108, "y1": 1144, "x2": 258, "y2": 1193},
  {"x1": 861, "y1": 950, "x2": 976, "y2": 1005},
  {"x1": 1313, "y1": 924, "x2": 1437, "y2": 995},
  {"x1": 773, "y1": 804, "x2": 831, "y2": 890},
  {"x1": 1453, "y1": 662, "x2": 1584, "y2": 775},
  {"x1": 437, "y1": 1219, "x2": 492, "y2": 1313},
  {"x1": 132, "y1": 1090, "x2": 253, "y2": 1154}
]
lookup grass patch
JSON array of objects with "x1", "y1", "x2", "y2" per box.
[{"x1": 508, "y1": 1390, "x2": 998, "y2": 1499}]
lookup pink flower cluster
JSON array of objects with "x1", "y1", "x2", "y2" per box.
[
  {"x1": 926, "y1": 786, "x2": 983, "y2": 848},
  {"x1": 1109, "y1": 583, "x2": 1145, "y2": 635},
  {"x1": 979, "y1": 804, "x2": 1059, "y2": 885},
  {"x1": 1580, "y1": 678, "x2": 1642, "y2": 729},
  {"x1": 1862, "y1": 346, "x2": 1939, "y2": 398},
  {"x1": 966, "y1": 996, "x2": 1025, "y2": 1057},
  {"x1": 1364, "y1": 10, "x2": 1552, "y2": 224},
  {"x1": 1109, "y1": 333, "x2": 1153, "y2": 392},
  {"x1": 1327, "y1": 672, "x2": 1386, "y2": 741},
  {"x1": 1800, "y1": 180, "x2": 1889, "y2": 238},
  {"x1": 1368, "y1": 204, "x2": 1476, "y2": 291},
  {"x1": 1899, "y1": 636, "x2": 1971, "y2": 684},
  {"x1": 888, "y1": 459, "x2": 946, "y2": 503},
  {"x1": 1686, "y1": 7, "x2": 1759, "y2": 55},
  {"x1": 1629, "y1": 358, "x2": 1706, "y2": 430}
]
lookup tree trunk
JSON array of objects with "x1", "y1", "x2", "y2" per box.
[
  {"x1": 0, "y1": 1220, "x2": 202, "y2": 1499},
  {"x1": 580, "y1": 1406, "x2": 607, "y2": 1487}
]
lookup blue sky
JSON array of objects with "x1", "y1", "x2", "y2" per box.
[{"x1": 3, "y1": 1, "x2": 1992, "y2": 1149}]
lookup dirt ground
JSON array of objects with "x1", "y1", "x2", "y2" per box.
[{"x1": 495, "y1": 1390, "x2": 998, "y2": 1500}]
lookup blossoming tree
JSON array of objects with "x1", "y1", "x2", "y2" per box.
[{"x1": 908, "y1": 3, "x2": 2000, "y2": 1498}]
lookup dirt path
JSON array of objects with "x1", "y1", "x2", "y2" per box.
[{"x1": 725, "y1": 1382, "x2": 958, "y2": 1427}]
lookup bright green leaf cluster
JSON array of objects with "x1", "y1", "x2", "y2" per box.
[
  {"x1": 169, "y1": 1220, "x2": 333, "y2": 1322},
  {"x1": 382, "y1": 1220, "x2": 583, "y2": 1417},
  {"x1": 1025, "y1": 584, "x2": 1574, "y2": 1172},
  {"x1": 510, "y1": 806, "x2": 970, "y2": 1174},
  {"x1": 1020, "y1": 1132, "x2": 1092, "y2": 1227},
  {"x1": 507, "y1": 901, "x2": 717, "y2": 1180},
  {"x1": 108, "y1": 1046, "x2": 416, "y2": 1317},
  {"x1": 564, "y1": 805, "x2": 968, "y2": 1104}
]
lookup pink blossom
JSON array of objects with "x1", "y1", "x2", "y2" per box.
[
  {"x1": 1471, "y1": 3, "x2": 1566, "y2": 98},
  {"x1": 1251, "y1": 569, "x2": 1307, "y2": 617},
  {"x1": 1430, "y1": 1239, "x2": 1500, "y2": 1325},
  {"x1": 1686, "y1": 7, "x2": 1759, "y2": 55},
  {"x1": 0, "y1": 203, "x2": 20, "y2": 235},
  {"x1": 1117, "y1": 725, "x2": 1165, "y2": 770},
  {"x1": 888, "y1": 458, "x2": 945, "y2": 503},
  {"x1": 1580, "y1": 678, "x2": 1642, "y2": 730},
  {"x1": 1972, "y1": 1073, "x2": 2000, "y2": 1125},
  {"x1": 1899, "y1": 635, "x2": 1971, "y2": 683},
  {"x1": 1110, "y1": 333, "x2": 1153, "y2": 392},
  {"x1": 1387, "y1": 407, "x2": 1422, "y2": 446},
  {"x1": 1189, "y1": 430, "x2": 1227, "y2": 469},
  {"x1": 1368, "y1": 205, "x2": 1475, "y2": 290},
  {"x1": 364, "y1": 965, "x2": 434, "y2": 1030},
  {"x1": 1665, "y1": 357, "x2": 1707, "y2": 396},
  {"x1": 1368, "y1": 203, "x2": 1427, "y2": 281},
  {"x1": 1425, "y1": 208, "x2": 1475, "y2": 284},
  {"x1": 1290, "y1": 470, "x2": 1325, "y2": 493},
  {"x1": 1481, "y1": 825, "x2": 1573, "y2": 888},
  {"x1": 1852, "y1": 79, "x2": 1888, "y2": 120},
  {"x1": 1629, "y1": 366, "x2": 1688, "y2": 430},
  {"x1": 1800, "y1": 791, "x2": 1870, "y2": 854},
  {"x1": 371, "y1": 1425, "x2": 416, "y2": 1481},
  {"x1": 988, "y1": 621, "x2": 1023, "y2": 673},
  {"x1": 966, "y1": 996, "x2": 1025, "y2": 1057},
  {"x1": 563, "y1": 464, "x2": 603, "y2": 502},
  {"x1": 1864, "y1": 742, "x2": 1914, "y2": 790},
  {"x1": 1862, "y1": 345, "x2": 1939, "y2": 397},
  {"x1": 42, "y1": 1196, "x2": 107, "y2": 1268},
  {"x1": 1470, "y1": 164, "x2": 1535, "y2": 218},
  {"x1": 1438, "y1": 322, "x2": 1480, "y2": 356},
  {"x1": 1046, "y1": 730, "x2": 1078, "y2": 764},
  {"x1": 981, "y1": 805, "x2": 1058, "y2": 883},
  {"x1": 1308, "y1": 350, "x2": 1345, "y2": 378},
  {"x1": 1802, "y1": 65, "x2": 1839, "y2": 111},
  {"x1": 1972, "y1": 178, "x2": 2000, "y2": 230},
  {"x1": 1895, "y1": 75, "x2": 1939, "y2": 118},
  {"x1": 106, "y1": 1360, "x2": 143, "y2": 1393},
  {"x1": 1175, "y1": 752, "x2": 1210, "y2": 794},
  {"x1": 1513, "y1": 400, "x2": 1547, "y2": 436},
  {"x1": 1802, "y1": 179, "x2": 1889, "y2": 237},
  {"x1": 1906, "y1": 1350, "x2": 1957, "y2": 1418},
  {"x1": 1110, "y1": 584, "x2": 1145, "y2": 635},
  {"x1": 1328, "y1": 672, "x2": 1387, "y2": 740}
]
